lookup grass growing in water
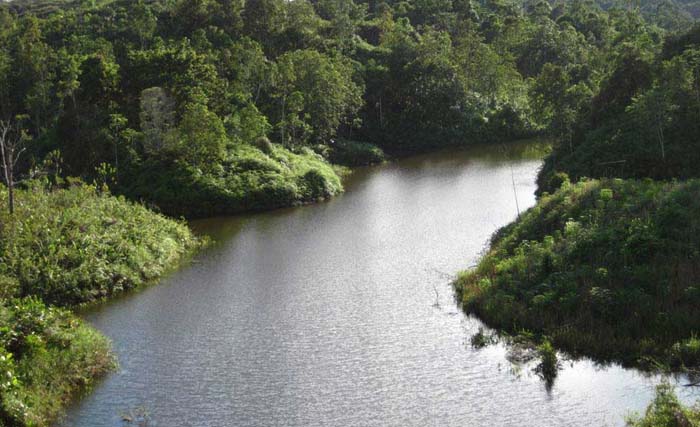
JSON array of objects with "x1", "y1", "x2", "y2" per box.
[
  {"x1": 626, "y1": 383, "x2": 700, "y2": 427},
  {"x1": 455, "y1": 178, "x2": 700, "y2": 369},
  {"x1": 535, "y1": 339, "x2": 559, "y2": 386}
]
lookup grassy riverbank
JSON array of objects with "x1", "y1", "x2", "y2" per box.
[
  {"x1": 0, "y1": 182, "x2": 198, "y2": 426},
  {"x1": 1, "y1": 183, "x2": 199, "y2": 306},
  {"x1": 455, "y1": 178, "x2": 700, "y2": 369}
]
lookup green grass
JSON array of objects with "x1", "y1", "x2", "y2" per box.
[
  {"x1": 123, "y1": 143, "x2": 344, "y2": 218},
  {"x1": 455, "y1": 178, "x2": 700, "y2": 369},
  {"x1": 0, "y1": 182, "x2": 199, "y2": 307}
]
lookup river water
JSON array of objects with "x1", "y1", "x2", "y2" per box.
[{"x1": 64, "y1": 141, "x2": 699, "y2": 427}]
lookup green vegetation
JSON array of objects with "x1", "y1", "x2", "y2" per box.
[
  {"x1": 444, "y1": 5, "x2": 700, "y2": 416},
  {"x1": 0, "y1": 298, "x2": 114, "y2": 427},
  {"x1": 0, "y1": 0, "x2": 681, "y2": 216},
  {"x1": 324, "y1": 139, "x2": 386, "y2": 167},
  {"x1": 124, "y1": 143, "x2": 343, "y2": 218},
  {"x1": 456, "y1": 179, "x2": 700, "y2": 368},
  {"x1": 538, "y1": 24, "x2": 700, "y2": 193},
  {"x1": 626, "y1": 383, "x2": 700, "y2": 427},
  {"x1": 0, "y1": 182, "x2": 198, "y2": 305},
  {"x1": 0, "y1": 0, "x2": 699, "y2": 424},
  {"x1": 0, "y1": 181, "x2": 197, "y2": 426},
  {"x1": 535, "y1": 339, "x2": 558, "y2": 385}
]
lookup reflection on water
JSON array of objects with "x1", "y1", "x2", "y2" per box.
[{"x1": 64, "y1": 141, "x2": 698, "y2": 427}]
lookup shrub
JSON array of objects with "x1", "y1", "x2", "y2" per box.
[
  {"x1": 252, "y1": 136, "x2": 273, "y2": 154},
  {"x1": 0, "y1": 183, "x2": 199, "y2": 306},
  {"x1": 0, "y1": 298, "x2": 114, "y2": 427},
  {"x1": 535, "y1": 340, "x2": 559, "y2": 385},
  {"x1": 122, "y1": 144, "x2": 343, "y2": 218},
  {"x1": 670, "y1": 336, "x2": 700, "y2": 367}
]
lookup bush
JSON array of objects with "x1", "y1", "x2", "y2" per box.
[
  {"x1": 252, "y1": 136, "x2": 274, "y2": 155},
  {"x1": 0, "y1": 298, "x2": 114, "y2": 427},
  {"x1": 122, "y1": 144, "x2": 343, "y2": 218}
]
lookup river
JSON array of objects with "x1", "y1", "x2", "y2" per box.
[{"x1": 64, "y1": 141, "x2": 699, "y2": 427}]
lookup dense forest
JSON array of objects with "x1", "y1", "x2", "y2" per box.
[
  {"x1": 1, "y1": 0, "x2": 700, "y2": 425},
  {"x1": 0, "y1": 0, "x2": 693, "y2": 217}
]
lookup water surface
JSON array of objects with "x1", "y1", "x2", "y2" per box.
[{"x1": 65, "y1": 142, "x2": 699, "y2": 427}]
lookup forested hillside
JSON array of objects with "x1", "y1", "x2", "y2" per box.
[
  {"x1": 455, "y1": 0, "x2": 700, "y2": 397},
  {"x1": 0, "y1": 0, "x2": 684, "y2": 216},
  {"x1": 453, "y1": 14, "x2": 700, "y2": 421}
]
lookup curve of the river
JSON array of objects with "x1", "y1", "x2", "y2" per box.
[{"x1": 64, "y1": 141, "x2": 699, "y2": 427}]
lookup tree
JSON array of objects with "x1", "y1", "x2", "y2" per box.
[
  {"x1": 0, "y1": 120, "x2": 28, "y2": 214},
  {"x1": 271, "y1": 49, "x2": 363, "y2": 145},
  {"x1": 131, "y1": 0, "x2": 158, "y2": 49},
  {"x1": 12, "y1": 16, "x2": 56, "y2": 135},
  {"x1": 242, "y1": 0, "x2": 283, "y2": 51},
  {"x1": 176, "y1": 103, "x2": 227, "y2": 170}
]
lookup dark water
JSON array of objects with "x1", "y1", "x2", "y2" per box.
[{"x1": 64, "y1": 142, "x2": 698, "y2": 427}]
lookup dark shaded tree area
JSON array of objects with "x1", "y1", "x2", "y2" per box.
[{"x1": 539, "y1": 23, "x2": 700, "y2": 193}]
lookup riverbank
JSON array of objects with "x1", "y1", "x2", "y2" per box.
[
  {"x1": 455, "y1": 178, "x2": 700, "y2": 370},
  {"x1": 0, "y1": 182, "x2": 198, "y2": 426},
  {"x1": 69, "y1": 140, "x2": 627, "y2": 427}
]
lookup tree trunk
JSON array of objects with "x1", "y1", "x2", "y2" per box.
[{"x1": 7, "y1": 174, "x2": 13, "y2": 215}]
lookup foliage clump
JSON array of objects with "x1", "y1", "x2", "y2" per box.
[
  {"x1": 326, "y1": 139, "x2": 385, "y2": 167},
  {"x1": 123, "y1": 143, "x2": 342, "y2": 218},
  {"x1": 535, "y1": 339, "x2": 559, "y2": 386}
]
